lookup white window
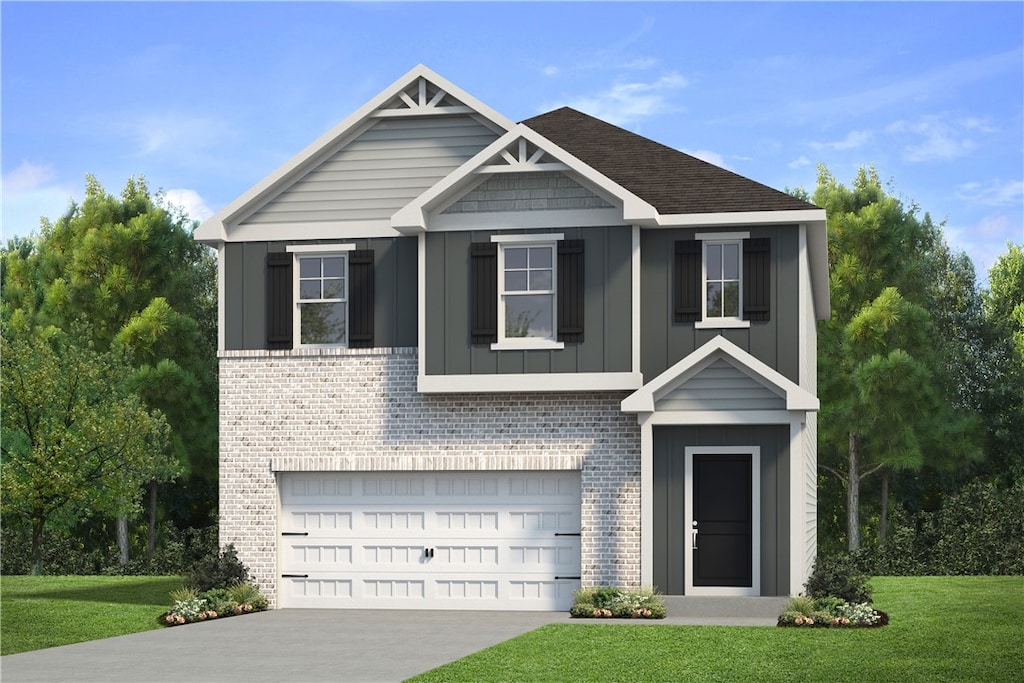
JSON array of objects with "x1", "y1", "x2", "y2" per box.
[
  {"x1": 704, "y1": 240, "x2": 741, "y2": 320},
  {"x1": 288, "y1": 244, "x2": 354, "y2": 346},
  {"x1": 492, "y1": 234, "x2": 564, "y2": 350},
  {"x1": 695, "y1": 232, "x2": 750, "y2": 330}
]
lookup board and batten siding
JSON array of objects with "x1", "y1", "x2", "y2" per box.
[
  {"x1": 652, "y1": 424, "x2": 790, "y2": 596},
  {"x1": 640, "y1": 226, "x2": 801, "y2": 385},
  {"x1": 240, "y1": 116, "x2": 501, "y2": 225},
  {"x1": 423, "y1": 226, "x2": 633, "y2": 376},
  {"x1": 223, "y1": 237, "x2": 418, "y2": 350}
]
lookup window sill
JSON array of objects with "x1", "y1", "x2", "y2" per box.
[
  {"x1": 694, "y1": 319, "x2": 751, "y2": 330},
  {"x1": 490, "y1": 340, "x2": 566, "y2": 351}
]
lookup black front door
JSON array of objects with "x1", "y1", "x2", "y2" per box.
[{"x1": 692, "y1": 454, "x2": 753, "y2": 587}]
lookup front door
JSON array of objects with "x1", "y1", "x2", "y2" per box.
[{"x1": 685, "y1": 447, "x2": 760, "y2": 595}]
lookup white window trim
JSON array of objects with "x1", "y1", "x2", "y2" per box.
[
  {"x1": 288, "y1": 244, "x2": 355, "y2": 348},
  {"x1": 490, "y1": 234, "x2": 564, "y2": 351},
  {"x1": 695, "y1": 236, "x2": 750, "y2": 330}
]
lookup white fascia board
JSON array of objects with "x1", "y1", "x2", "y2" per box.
[
  {"x1": 804, "y1": 219, "x2": 831, "y2": 320},
  {"x1": 642, "y1": 410, "x2": 805, "y2": 426},
  {"x1": 418, "y1": 372, "x2": 643, "y2": 394},
  {"x1": 620, "y1": 335, "x2": 818, "y2": 413},
  {"x1": 392, "y1": 124, "x2": 658, "y2": 233},
  {"x1": 225, "y1": 220, "x2": 404, "y2": 242},
  {"x1": 195, "y1": 64, "x2": 516, "y2": 244},
  {"x1": 653, "y1": 208, "x2": 826, "y2": 229}
]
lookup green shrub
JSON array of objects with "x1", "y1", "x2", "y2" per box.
[
  {"x1": 199, "y1": 588, "x2": 236, "y2": 615},
  {"x1": 805, "y1": 554, "x2": 873, "y2": 604},
  {"x1": 570, "y1": 586, "x2": 665, "y2": 619},
  {"x1": 226, "y1": 581, "x2": 269, "y2": 611},
  {"x1": 186, "y1": 543, "x2": 249, "y2": 592}
]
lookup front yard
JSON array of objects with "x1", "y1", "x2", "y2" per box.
[{"x1": 408, "y1": 576, "x2": 1023, "y2": 682}]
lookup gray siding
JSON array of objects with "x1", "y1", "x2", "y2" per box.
[
  {"x1": 656, "y1": 358, "x2": 786, "y2": 411},
  {"x1": 424, "y1": 226, "x2": 633, "y2": 375},
  {"x1": 442, "y1": 172, "x2": 613, "y2": 213},
  {"x1": 652, "y1": 425, "x2": 790, "y2": 596},
  {"x1": 640, "y1": 226, "x2": 800, "y2": 384},
  {"x1": 242, "y1": 116, "x2": 500, "y2": 225},
  {"x1": 223, "y1": 237, "x2": 417, "y2": 350}
]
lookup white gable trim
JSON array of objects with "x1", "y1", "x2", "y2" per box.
[
  {"x1": 621, "y1": 335, "x2": 819, "y2": 415},
  {"x1": 195, "y1": 64, "x2": 516, "y2": 244},
  {"x1": 391, "y1": 125, "x2": 658, "y2": 234}
]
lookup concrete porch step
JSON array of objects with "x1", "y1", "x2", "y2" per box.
[{"x1": 662, "y1": 596, "x2": 788, "y2": 619}]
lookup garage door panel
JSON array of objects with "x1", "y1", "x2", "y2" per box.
[{"x1": 279, "y1": 471, "x2": 581, "y2": 610}]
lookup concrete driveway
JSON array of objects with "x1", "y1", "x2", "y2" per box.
[{"x1": 0, "y1": 609, "x2": 574, "y2": 683}]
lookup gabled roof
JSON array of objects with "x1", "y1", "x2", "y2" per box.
[
  {"x1": 522, "y1": 107, "x2": 818, "y2": 216},
  {"x1": 391, "y1": 124, "x2": 658, "y2": 233},
  {"x1": 621, "y1": 335, "x2": 819, "y2": 414},
  {"x1": 194, "y1": 64, "x2": 516, "y2": 243}
]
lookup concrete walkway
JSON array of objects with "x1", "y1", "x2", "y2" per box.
[{"x1": 1, "y1": 609, "x2": 777, "y2": 683}]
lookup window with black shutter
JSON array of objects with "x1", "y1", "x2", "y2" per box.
[
  {"x1": 674, "y1": 235, "x2": 771, "y2": 324},
  {"x1": 470, "y1": 242, "x2": 498, "y2": 344},
  {"x1": 349, "y1": 249, "x2": 375, "y2": 347},
  {"x1": 557, "y1": 239, "x2": 585, "y2": 342},
  {"x1": 266, "y1": 251, "x2": 293, "y2": 349}
]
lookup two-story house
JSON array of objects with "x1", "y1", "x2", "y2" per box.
[{"x1": 195, "y1": 65, "x2": 828, "y2": 611}]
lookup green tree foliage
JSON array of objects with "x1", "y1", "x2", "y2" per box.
[
  {"x1": 978, "y1": 243, "x2": 1024, "y2": 483},
  {"x1": 0, "y1": 329, "x2": 175, "y2": 574},
  {"x1": 812, "y1": 166, "x2": 981, "y2": 551},
  {"x1": 1, "y1": 175, "x2": 218, "y2": 565}
]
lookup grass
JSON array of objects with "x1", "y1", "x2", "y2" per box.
[
  {"x1": 0, "y1": 575, "x2": 185, "y2": 656},
  {"x1": 408, "y1": 576, "x2": 1024, "y2": 683}
]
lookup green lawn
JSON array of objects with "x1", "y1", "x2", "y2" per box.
[
  {"x1": 408, "y1": 576, "x2": 1024, "y2": 683},
  {"x1": 0, "y1": 575, "x2": 184, "y2": 656}
]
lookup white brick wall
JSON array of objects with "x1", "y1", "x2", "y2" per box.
[{"x1": 218, "y1": 347, "x2": 640, "y2": 607}]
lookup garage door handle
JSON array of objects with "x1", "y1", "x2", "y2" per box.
[
  {"x1": 282, "y1": 574, "x2": 309, "y2": 578},
  {"x1": 282, "y1": 532, "x2": 309, "y2": 536},
  {"x1": 554, "y1": 532, "x2": 581, "y2": 536},
  {"x1": 555, "y1": 576, "x2": 581, "y2": 580}
]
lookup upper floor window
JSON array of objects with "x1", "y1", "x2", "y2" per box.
[
  {"x1": 499, "y1": 242, "x2": 556, "y2": 343},
  {"x1": 297, "y1": 253, "x2": 348, "y2": 346},
  {"x1": 266, "y1": 243, "x2": 374, "y2": 350},
  {"x1": 470, "y1": 234, "x2": 584, "y2": 348},
  {"x1": 674, "y1": 233, "x2": 770, "y2": 328},
  {"x1": 704, "y1": 240, "x2": 741, "y2": 321}
]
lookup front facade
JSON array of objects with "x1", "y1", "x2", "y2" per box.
[{"x1": 196, "y1": 65, "x2": 829, "y2": 610}]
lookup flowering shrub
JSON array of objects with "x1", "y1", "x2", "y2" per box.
[
  {"x1": 161, "y1": 582, "x2": 268, "y2": 627},
  {"x1": 570, "y1": 586, "x2": 666, "y2": 619},
  {"x1": 777, "y1": 594, "x2": 887, "y2": 628}
]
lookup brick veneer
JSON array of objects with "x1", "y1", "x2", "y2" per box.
[{"x1": 219, "y1": 347, "x2": 641, "y2": 607}]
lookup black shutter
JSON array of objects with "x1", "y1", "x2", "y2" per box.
[
  {"x1": 470, "y1": 242, "x2": 498, "y2": 344},
  {"x1": 557, "y1": 239, "x2": 585, "y2": 342},
  {"x1": 743, "y1": 237, "x2": 771, "y2": 321},
  {"x1": 266, "y1": 251, "x2": 293, "y2": 349},
  {"x1": 674, "y1": 240, "x2": 701, "y2": 322},
  {"x1": 349, "y1": 249, "x2": 375, "y2": 348}
]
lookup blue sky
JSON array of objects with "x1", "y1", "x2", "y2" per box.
[{"x1": 3, "y1": 1, "x2": 1022, "y2": 283}]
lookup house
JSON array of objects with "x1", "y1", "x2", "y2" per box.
[{"x1": 194, "y1": 65, "x2": 828, "y2": 611}]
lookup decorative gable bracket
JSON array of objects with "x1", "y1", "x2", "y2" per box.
[{"x1": 373, "y1": 76, "x2": 475, "y2": 118}]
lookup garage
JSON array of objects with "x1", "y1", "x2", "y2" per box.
[{"x1": 278, "y1": 471, "x2": 581, "y2": 610}]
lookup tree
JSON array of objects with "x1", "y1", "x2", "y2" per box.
[
  {"x1": 1, "y1": 175, "x2": 218, "y2": 563},
  {"x1": 812, "y1": 166, "x2": 981, "y2": 551},
  {"x1": 978, "y1": 243, "x2": 1024, "y2": 484},
  {"x1": 0, "y1": 329, "x2": 175, "y2": 574}
]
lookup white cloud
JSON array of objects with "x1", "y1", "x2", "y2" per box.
[
  {"x1": 160, "y1": 189, "x2": 214, "y2": 222},
  {"x1": 553, "y1": 72, "x2": 689, "y2": 127},
  {"x1": 955, "y1": 179, "x2": 1024, "y2": 207},
  {"x1": 3, "y1": 160, "x2": 57, "y2": 199},
  {"x1": 945, "y1": 214, "x2": 1023, "y2": 280},
  {"x1": 788, "y1": 155, "x2": 814, "y2": 170},
  {"x1": 886, "y1": 114, "x2": 991, "y2": 162},
  {"x1": 542, "y1": 65, "x2": 559, "y2": 77},
  {"x1": 106, "y1": 112, "x2": 232, "y2": 158},
  {"x1": 810, "y1": 130, "x2": 871, "y2": 152}
]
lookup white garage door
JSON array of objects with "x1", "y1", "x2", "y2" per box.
[{"x1": 278, "y1": 471, "x2": 581, "y2": 610}]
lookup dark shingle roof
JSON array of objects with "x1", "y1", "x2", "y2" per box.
[{"x1": 522, "y1": 107, "x2": 816, "y2": 215}]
